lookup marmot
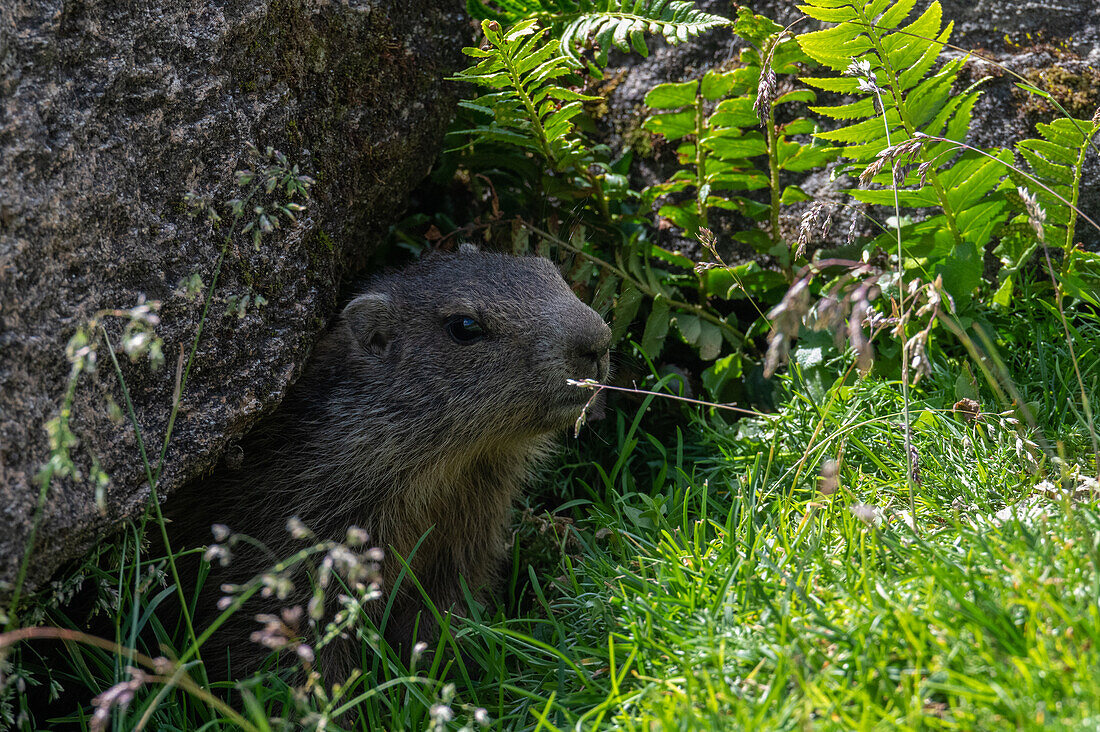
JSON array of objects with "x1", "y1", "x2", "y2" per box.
[{"x1": 167, "y1": 247, "x2": 611, "y2": 676}]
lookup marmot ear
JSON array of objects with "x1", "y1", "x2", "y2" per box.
[{"x1": 344, "y1": 292, "x2": 396, "y2": 357}]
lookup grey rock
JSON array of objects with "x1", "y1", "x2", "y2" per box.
[
  {"x1": 938, "y1": 0, "x2": 1100, "y2": 63},
  {"x1": 0, "y1": 0, "x2": 469, "y2": 597}
]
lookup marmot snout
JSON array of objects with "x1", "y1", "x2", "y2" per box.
[{"x1": 168, "y1": 247, "x2": 610, "y2": 674}]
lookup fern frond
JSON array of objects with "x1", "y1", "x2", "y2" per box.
[
  {"x1": 450, "y1": 19, "x2": 600, "y2": 172},
  {"x1": 559, "y1": 0, "x2": 730, "y2": 68},
  {"x1": 469, "y1": 0, "x2": 729, "y2": 69},
  {"x1": 640, "y1": 17, "x2": 835, "y2": 257},
  {"x1": 467, "y1": 0, "x2": 580, "y2": 23},
  {"x1": 1011, "y1": 118, "x2": 1098, "y2": 248},
  {"x1": 796, "y1": 0, "x2": 1008, "y2": 301},
  {"x1": 996, "y1": 117, "x2": 1100, "y2": 305}
]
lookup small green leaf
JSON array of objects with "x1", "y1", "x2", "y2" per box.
[
  {"x1": 657, "y1": 203, "x2": 701, "y2": 233},
  {"x1": 732, "y1": 7, "x2": 783, "y2": 47},
  {"x1": 797, "y1": 24, "x2": 873, "y2": 71},
  {"x1": 797, "y1": 4, "x2": 858, "y2": 23},
  {"x1": 913, "y1": 409, "x2": 938, "y2": 431},
  {"x1": 711, "y1": 99, "x2": 760, "y2": 128},
  {"x1": 645, "y1": 80, "x2": 699, "y2": 109},
  {"x1": 935, "y1": 240, "x2": 981, "y2": 305},
  {"x1": 641, "y1": 297, "x2": 672, "y2": 358},
  {"x1": 643, "y1": 110, "x2": 697, "y2": 141},
  {"x1": 502, "y1": 18, "x2": 539, "y2": 42},
  {"x1": 878, "y1": 0, "x2": 919, "y2": 28},
  {"x1": 706, "y1": 133, "x2": 768, "y2": 159},
  {"x1": 780, "y1": 185, "x2": 811, "y2": 204},
  {"x1": 992, "y1": 275, "x2": 1013, "y2": 308},
  {"x1": 697, "y1": 321, "x2": 724, "y2": 360},
  {"x1": 650, "y1": 245, "x2": 696, "y2": 270},
  {"x1": 708, "y1": 171, "x2": 770, "y2": 191},
  {"x1": 955, "y1": 363, "x2": 981, "y2": 402},
  {"x1": 801, "y1": 76, "x2": 864, "y2": 94},
  {"x1": 612, "y1": 280, "x2": 643, "y2": 343},
  {"x1": 733, "y1": 228, "x2": 774, "y2": 253},
  {"x1": 780, "y1": 118, "x2": 817, "y2": 136},
  {"x1": 675, "y1": 313, "x2": 703, "y2": 344},
  {"x1": 701, "y1": 70, "x2": 738, "y2": 101},
  {"x1": 774, "y1": 89, "x2": 816, "y2": 106},
  {"x1": 701, "y1": 352, "x2": 743, "y2": 401}
]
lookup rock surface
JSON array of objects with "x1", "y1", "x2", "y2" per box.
[{"x1": 0, "y1": 0, "x2": 468, "y2": 595}]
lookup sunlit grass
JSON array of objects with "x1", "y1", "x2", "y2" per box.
[{"x1": 6, "y1": 305, "x2": 1099, "y2": 731}]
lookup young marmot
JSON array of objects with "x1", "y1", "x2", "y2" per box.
[{"x1": 168, "y1": 246, "x2": 611, "y2": 674}]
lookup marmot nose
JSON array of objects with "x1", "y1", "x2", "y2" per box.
[{"x1": 569, "y1": 312, "x2": 612, "y2": 381}]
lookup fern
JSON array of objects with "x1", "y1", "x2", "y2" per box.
[
  {"x1": 997, "y1": 116, "x2": 1100, "y2": 305},
  {"x1": 642, "y1": 10, "x2": 835, "y2": 269},
  {"x1": 796, "y1": 0, "x2": 1010, "y2": 302},
  {"x1": 468, "y1": 0, "x2": 729, "y2": 70},
  {"x1": 450, "y1": 19, "x2": 601, "y2": 176}
]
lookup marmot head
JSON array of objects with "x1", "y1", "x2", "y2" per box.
[{"x1": 337, "y1": 248, "x2": 611, "y2": 446}]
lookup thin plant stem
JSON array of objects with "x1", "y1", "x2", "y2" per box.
[
  {"x1": 3, "y1": 362, "x2": 82, "y2": 633},
  {"x1": 569, "y1": 379, "x2": 768, "y2": 419},
  {"x1": 102, "y1": 328, "x2": 204, "y2": 672},
  {"x1": 867, "y1": 78, "x2": 919, "y2": 531},
  {"x1": 0, "y1": 627, "x2": 261, "y2": 732}
]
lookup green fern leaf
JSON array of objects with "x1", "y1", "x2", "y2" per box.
[
  {"x1": 451, "y1": 19, "x2": 601, "y2": 172},
  {"x1": 998, "y1": 117, "x2": 1100, "y2": 281},
  {"x1": 642, "y1": 14, "x2": 836, "y2": 252},
  {"x1": 469, "y1": 0, "x2": 728, "y2": 71},
  {"x1": 560, "y1": 1, "x2": 730, "y2": 68}
]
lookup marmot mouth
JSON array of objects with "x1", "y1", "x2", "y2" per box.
[{"x1": 561, "y1": 384, "x2": 598, "y2": 406}]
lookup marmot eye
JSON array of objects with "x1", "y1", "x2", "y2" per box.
[{"x1": 446, "y1": 315, "x2": 485, "y2": 344}]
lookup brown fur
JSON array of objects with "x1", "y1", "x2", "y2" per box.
[{"x1": 167, "y1": 248, "x2": 610, "y2": 677}]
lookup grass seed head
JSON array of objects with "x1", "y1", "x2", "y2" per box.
[
  {"x1": 286, "y1": 516, "x2": 313, "y2": 540},
  {"x1": 850, "y1": 503, "x2": 884, "y2": 527},
  {"x1": 818, "y1": 459, "x2": 839, "y2": 495},
  {"x1": 1017, "y1": 186, "x2": 1047, "y2": 241},
  {"x1": 754, "y1": 65, "x2": 776, "y2": 128},
  {"x1": 90, "y1": 668, "x2": 147, "y2": 732},
  {"x1": 764, "y1": 278, "x2": 810, "y2": 377},
  {"x1": 250, "y1": 606, "x2": 313, "y2": 667},
  {"x1": 203, "y1": 544, "x2": 232, "y2": 567}
]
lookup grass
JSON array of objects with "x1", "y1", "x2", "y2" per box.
[
  {"x1": 5, "y1": 3, "x2": 1099, "y2": 721},
  {"x1": 4, "y1": 294, "x2": 1098, "y2": 731}
]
